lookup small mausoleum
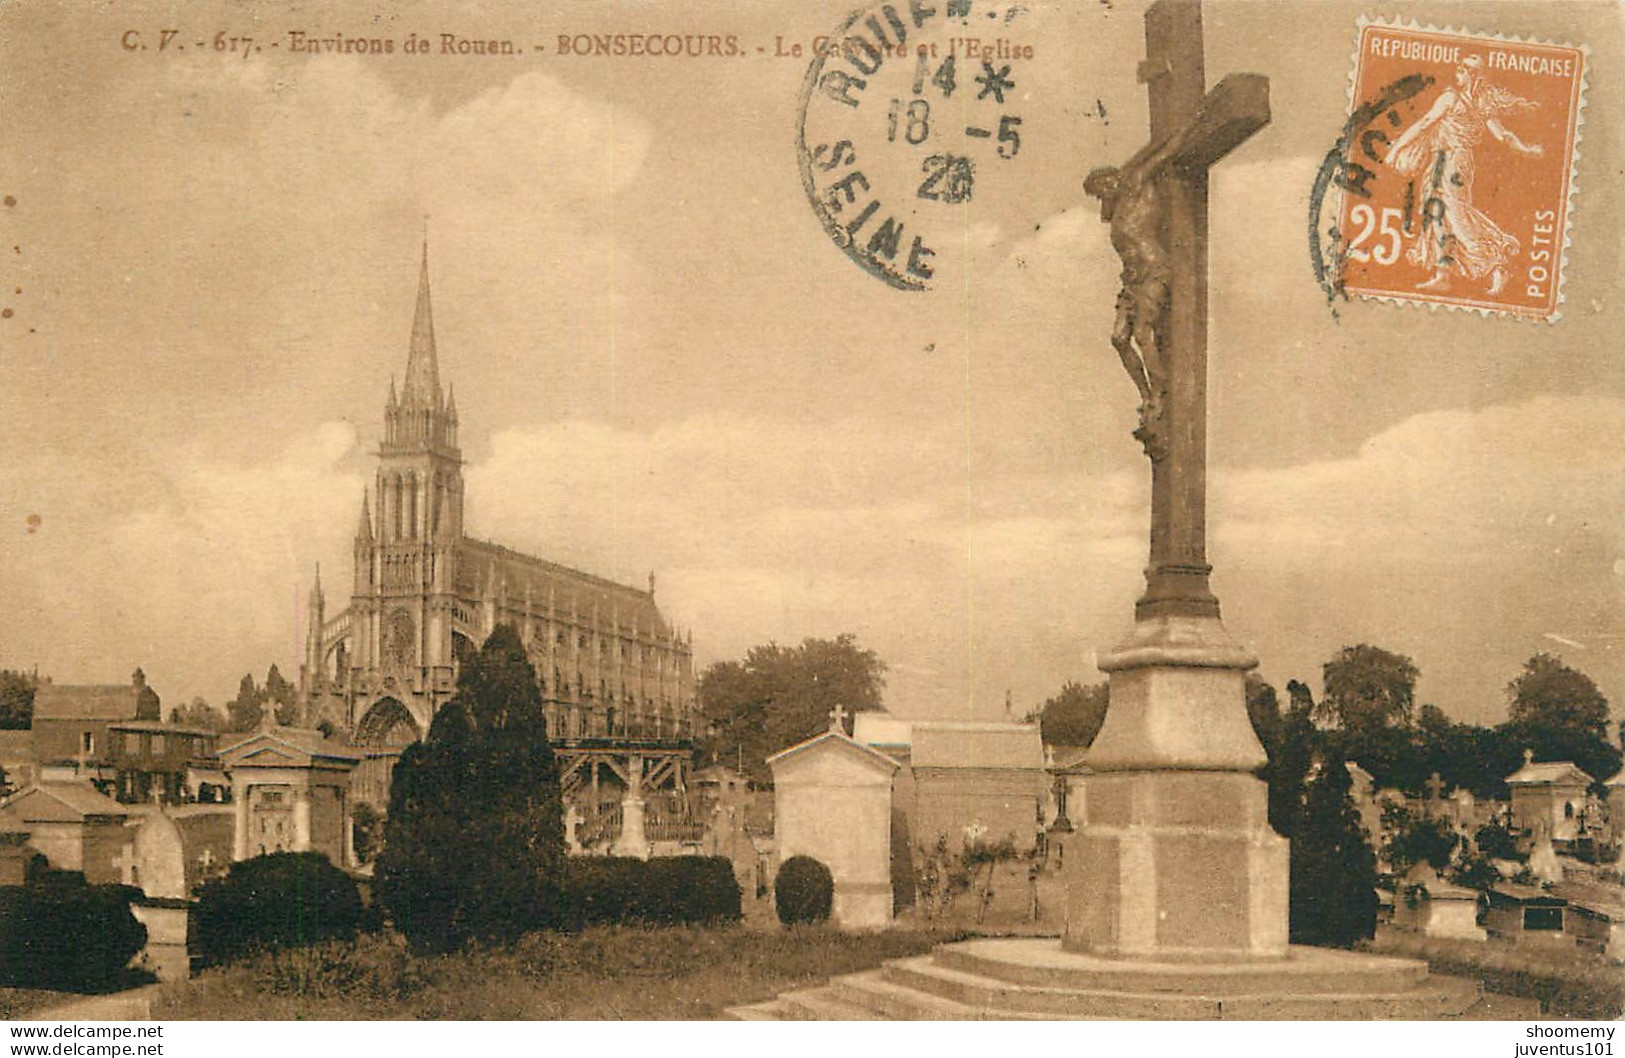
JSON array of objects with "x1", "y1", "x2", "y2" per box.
[
  {"x1": 1505, "y1": 752, "x2": 1592, "y2": 845},
  {"x1": 216, "y1": 726, "x2": 361, "y2": 866},
  {"x1": 0, "y1": 781, "x2": 130, "y2": 883},
  {"x1": 768, "y1": 707, "x2": 898, "y2": 929}
]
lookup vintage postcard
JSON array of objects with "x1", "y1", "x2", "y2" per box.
[{"x1": 0, "y1": 0, "x2": 1620, "y2": 1033}]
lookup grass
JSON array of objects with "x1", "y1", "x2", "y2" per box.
[
  {"x1": 1367, "y1": 931, "x2": 1624, "y2": 1019},
  {"x1": 0, "y1": 988, "x2": 66, "y2": 1019},
  {"x1": 152, "y1": 924, "x2": 960, "y2": 1020}
]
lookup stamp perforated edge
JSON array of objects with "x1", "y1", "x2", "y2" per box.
[{"x1": 1333, "y1": 14, "x2": 1590, "y2": 323}]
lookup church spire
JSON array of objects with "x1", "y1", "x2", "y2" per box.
[
  {"x1": 358, "y1": 492, "x2": 373, "y2": 540},
  {"x1": 402, "y1": 238, "x2": 441, "y2": 407}
]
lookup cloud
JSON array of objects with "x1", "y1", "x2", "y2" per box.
[
  {"x1": 463, "y1": 393, "x2": 1621, "y2": 722},
  {"x1": 3, "y1": 364, "x2": 1612, "y2": 729},
  {"x1": 6, "y1": 53, "x2": 657, "y2": 457},
  {"x1": 1213, "y1": 394, "x2": 1623, "y2": 723},
  {"x1": 1, "y1": 424, "x2": 365, "y2": 700}
]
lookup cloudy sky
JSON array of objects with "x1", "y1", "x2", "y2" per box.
[{"x1": 0, "y1": 0, "x2": 1619, "y2": 727}]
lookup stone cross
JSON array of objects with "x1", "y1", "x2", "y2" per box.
[
  {"x1": 1426, "y1": 771, "x2": 1446, "y2": 803},
  {"x1": 828, "y1": 703, "x2": 848, "y2": 733},
  {"x1": 1085, "y1": 0, "x2": 1270, "y2": 621}
]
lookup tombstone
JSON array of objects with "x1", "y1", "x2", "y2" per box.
[
  {"x1": 122, "y1": 809, "x2": 188, "y2": 898},
  {"x1": 114, "y1": 810, "x2": 201, "y2": 982},
  {"x1": 1398, "y1": 863, "x2": 1486, "y2": 941},
  {"x1": 768, "y1": 706, "x2": 899, "y2": 928},
  {"x1": 564, "y1": 804, "x2": 584, "y2": 855},
  {"x1": 1505, "y1": 750, "x2": 1590, "y2": 845},
  {"x1": 1450, "y1": 787, "x2": 1478, "y2": 834},
  {"x1": 612, "y1": 756, "x2": 651, "y2": 860},
  {"x1": 1345, "y1": 762, "x2": 1383, "y2": 847},
  {"x1": 1528, "y1": 823, "x2": 1564, "y2": 885},
  {"x1": 1606, "y1": 769, "x2": 1625, "y2": 846},
  {"x1": 1424, "y1": 772, "x2": 1447, "y2": 817},
  {"x1": 908, "y1": 720, "x2": 1047, "y2": 854},
  {"x1": 0, "y1": 825, "x2": 32, "y2": 885}
]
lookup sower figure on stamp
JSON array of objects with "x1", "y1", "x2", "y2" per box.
[
  {"x1": 1382, "y1": 55, "x2": 1543, "y2": 296},
  {"x1": 1085, "y1": 158, "x2": 1174, "y2": 460}
]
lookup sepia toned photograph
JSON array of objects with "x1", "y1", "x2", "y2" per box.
[{"x1": 0, "y1": 0, "x2": 1620, "y2": 1028}]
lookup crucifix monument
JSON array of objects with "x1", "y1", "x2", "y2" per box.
[{"x1": 1066, "y1": 0, "x2": 1285, "y2": 960}]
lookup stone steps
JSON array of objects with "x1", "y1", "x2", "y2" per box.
[
  {"x1": 827, "y1": 970, "x2": 995, "y2": 1020},
  {"x1": 725, "y1": 938, "x2": 1495, "y2": 1021},
  {"x1": 778, "y1": 985, "x2": 886, "y2": 1020},
  {"x1": 727, "y1": 998, "x2": 797, "y2": 1020},
  {"x1": 935, "y1": 937, "x2": 1432, "y2": 995}
]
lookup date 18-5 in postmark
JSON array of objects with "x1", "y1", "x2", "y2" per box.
[
  {"x1": 1314, "y1": 20, "x2": 1588, "y2": 320},
  {"x1": 797, "y1": 1, "x2": 1034, "y2": 292}
]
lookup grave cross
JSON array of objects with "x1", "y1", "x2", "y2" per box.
[
  {"x1": 828, "y1": 703, "x2": 848, "y2": 733},
  {"x1": 1085, "y1": 0, "x2": 1269, "y2": 621}
]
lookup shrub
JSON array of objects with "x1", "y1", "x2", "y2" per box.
[
  {"x1": 193, "y1": 851, "x2": 362, "y2": 965},
  {"x1": 376, "y1": 625, "x2": 565, "y2": 953},
  {"x1": 1381, "y1": 802, "x2": 1459, "y2": 874},
  {"x1": 0, "y1": 875, "x2": 147, "y2": 991},
  {"x1": 558, "y1": 856, "x2": 741, "y2": 929},
  {"x1": 774, "y1": 855, "x2": 833, "y2": 926},
  {"x1": 1474, "y1": 819, "x2": 1519, "y2": 860}
]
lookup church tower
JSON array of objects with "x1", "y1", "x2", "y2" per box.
[
  {"x1": 304, "y1": 239, "x2": 698, "y2": 815},
  {"x1": 347, "y1": 242, "x2": 465, "y2": 731}
]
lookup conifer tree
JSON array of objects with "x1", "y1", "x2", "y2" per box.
[
  {"x1": 376, "y1": 624, "x2": 565, "y2": 951},
  {"x1": 1289, "y1": 750, "x2": 1378, "y2": 948}
]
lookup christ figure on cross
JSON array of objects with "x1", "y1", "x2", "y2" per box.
[
  {"x1": 1081, "y1": 0, "x2": 1269, "y2": 621},
  {"x1": 1085, "y1": 157, "x2": 1174, "y2": 460}
]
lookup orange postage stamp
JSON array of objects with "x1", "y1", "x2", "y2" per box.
[{"x1": 1323, "y1": 19, "x2": 1587, "y2": 320}]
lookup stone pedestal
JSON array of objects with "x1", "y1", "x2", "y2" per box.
[
  {"x1": 131, "y1": 902, "x2": 191, "y2": 982},
  {"x1": 1064, "y1": 615, "x2": 1289, "y2": 961},
  {"x1": 613, "y1": 796, "x2": 651, "y2": 860}
]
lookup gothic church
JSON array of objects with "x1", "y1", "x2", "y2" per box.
[{"x1": 299, "y1": 246, "x2": 698, "y2": 816}]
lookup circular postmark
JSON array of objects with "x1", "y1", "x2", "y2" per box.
[
  {"x1": 796, "y1": 1, "x2": 1034, "y2": 291},
  {"x1": 1307, "y1": 72, "x2": 1435, "y2": 307}
]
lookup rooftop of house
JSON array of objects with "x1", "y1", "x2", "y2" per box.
[
  {"x1": 107, "y1": 720, "x2": 218, "y2": 738},
  {"x1": 0, "y1": 781, "x2": 129, "y2": 823},
  {"x1": 910, "y1": 720, "x2": 1045, "y2": 771},
  {"x1": 31, "y1": 683, "x2": 141, "y2": 723}
]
